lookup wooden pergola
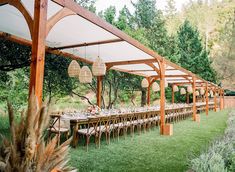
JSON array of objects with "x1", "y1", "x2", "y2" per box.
[{"x1": 0, "y1": 0, "x2": 225, "y2": 135}]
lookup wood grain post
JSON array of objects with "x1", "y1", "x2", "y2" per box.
[
  {"x1": 172, "y1": 85, "x2": 174, "y2": 104},
  {"x1": 186, "y1": 92, "x2": 189, "y2": 104},
  {"x1": 223, "y1": 90, "x2": 225, "y2": 109},
  {"x1": 29, "y1": 0, "x2": 48, "y2": 106},
  {"x1": 214, "y1": 88, "x2": 217, "y2": 112},
  {"x1": 192, "y1": 77, "x2": 196, "y2": 121},
  {"x1": 97, "y1": 76, "x2": 102, "y2": 108},
  {"x1": 205, "y1": 82, "x2": 209, "y2": 115},
  {"x1": 160, "y1": 60, "x2": 165, "y2": 135},
  {"x1": 147, "y1": 77, "x2": 151, "y2": 106},
  {"x1": 220, "y1": 89, "x2": 223, "y2": 110}
]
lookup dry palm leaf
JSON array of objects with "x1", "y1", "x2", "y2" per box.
[{"x1": 0, "y1": 91, "x2": 76, "y2": 172}]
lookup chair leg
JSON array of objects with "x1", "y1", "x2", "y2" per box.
[
  {"x1": 86, "y1": 136, "x2": 90, "y2": 152},
  {"x1": 117, "y1": 128, "x2": 120, "y2": 141},
  {"x1": 98, "y1": 134, "x2": 101, "y2": 149}
]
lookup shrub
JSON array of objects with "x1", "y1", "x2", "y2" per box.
[{"x1": 189, "y1": 110, "x2": 235, "y2": 172}]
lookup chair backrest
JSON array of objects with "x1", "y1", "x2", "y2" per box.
[
  {"x1": 119, "y1": 113, "x2": 128, "y2": 126},
  {"x1": 99, "y1": 115, "x2": 111, "y2": 132},
  {"x1": 87, "y1": 117, "x2": 101, "y2": 134},
  {"x1": 109, "y1": 114, "x2": 118, "y2": 129}
]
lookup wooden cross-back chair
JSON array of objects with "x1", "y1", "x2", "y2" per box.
[
  {"x1": 77, "y1": 116, "x2": 101, "y2": 151},
  {"x1": 98, "y1": 115, "x2": 112, "y2": 146},
  {"x1": 117, "y1": 113, "x2": 129, "y2": 139},
  {"x1": 48, "y1": 113, "x2": 70, "y2": 145}
]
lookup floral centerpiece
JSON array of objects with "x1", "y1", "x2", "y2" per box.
[{"x1": 87, "y1": 105, "x2": 101, "y2": 115}]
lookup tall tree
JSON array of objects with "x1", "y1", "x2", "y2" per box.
[
  {"x1": 165, "y1": 0, "x2": 177, "y2": 18},
  {"x1": 213, "y1": 9, "x2": 235, "y2": 89},
  {"x1": 103, "y1": 6, "x2": 116, "y2": 25},
  {"x1": 146, "y1": 10, "x2": 169, "y2": 57},
  {"x1": 177, "y1": 20, "x2": 217, "y2": 82},
  {"x1": 116, "y1": 5, "x2": 134, "y2": 30},
  {"x1": 132, "y1": 0, "x2": 156, "y2": 29}
]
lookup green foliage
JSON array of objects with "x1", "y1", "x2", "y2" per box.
[
  {"x1": 75, "y1": 0, "x2": 96, "y2": 12},
  {"x1": 0, "y1": 69, "x2": 29, "y2": 110},
  {"x1": 177, "y1": 20, "x2": 217, "y2": 82},
  {"x1": 43, "y1": 54, "x2": 74, "y2": 101},
  {"x1": 103, "y1": 6, "x2": 116, "y2": 25},
  {"x1": 190, "y1": 110, "x2": 235, "y2": 172},
  {"x1": 132, "y1": 0, "x2": 156, "y2": 29},
  {"x1": 146, "y1": 10, "x2": 169, "y2": 56}
]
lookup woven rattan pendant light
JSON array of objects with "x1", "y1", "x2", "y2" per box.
[
  {"x1": 79, "y1": 66, "x2": 92, "y2": 83},
  {"x1": 68, "y1": 60, "x2": 80, "y2": 77},
  {"x1": 79, "y1": 46, "x2": 93, "y2": 83},
  {"x1": 173, "y1": 85, "x2": 179, "y2": 92},
  {"x1": 195, "y1": 90, "x2": 200, "y2": 96},
  {"x1": 200, "y1": 88, "x2": 205, "y2": 95},
  {"x1": 141, "y1": 78, "x2": 149, "y2": 88},
  {"x1": 92, "y1": 56, "x2": 106, "y2": 76},
  {"x1": 180, "y1": 88, "x2": 186, "y2": 95},
  {"x1": 187, "y1": 86, "x2": 193, "y2": 93},
  {"x1": 92, "y1": 45, "x2": 106, "y2": 76},
  {"x1": 152, "y1": 82, "x2": 160, "y2": 92}
]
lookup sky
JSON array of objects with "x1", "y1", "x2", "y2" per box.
[{"x1": 95, "y1": 0, "x2": 190, "y2": 14}]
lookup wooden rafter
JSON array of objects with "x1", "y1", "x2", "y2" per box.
[
  {"x1": 128, "y1": 69, "x2": 155, "y2": 72},
  {"x1": 0, "y1": 31, "x2": 93, "y2": 64},
  {"x1": 105, "y1": 59, "x2": 156, "y2": 69},
  {"x1": 50, "y1": 38, "x2": 123, "y2": 50}
]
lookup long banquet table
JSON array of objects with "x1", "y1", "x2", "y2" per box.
[{"x1": 50, "y1": 102, "x2": 214, "y2": 147}]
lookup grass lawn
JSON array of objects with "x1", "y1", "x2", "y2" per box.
[
  {"x1": 0, "y1": 109, "x2": 230, "y2": 172},
  {"x1": 69, "y1": 110, "x2": 229, "y2": 172}
]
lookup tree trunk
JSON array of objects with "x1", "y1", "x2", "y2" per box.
[{"x1": 141, "y1": 89, "x2": 147, "y2": 107}]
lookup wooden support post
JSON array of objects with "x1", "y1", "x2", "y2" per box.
[
  {"x1": 202, "y1": 94, "x2": 205, "y2": 102},
  {"x1": 220, "y1": 89, "x2": 223, "y2": 110},
  {"x1": 192, "y1": 77, "x2": 196, "y2": 121},
  {"x1": 97, "y1": 76, "x2": 102, "y2": 108},
  {"x1": 223, "y1": 90, "x2": 225, "y2": 109},
  {"x1": 29, "y1": 0, "x2": 48, "y2": 106},
  {"x1": 172, "y1": 85, "x2": 174, "y2": 104},
  {"x1": 186, "y1": 92, "x2": 189, "y2": 104},
  {"x1": 160, "y1": 60, "x2": 165, "y2": 135},
  {"x1": 205, "y1": 82, "x2": 209, "y2": 115},
  {"x1": 147, "y1": 78, "x2": 151, "y2": 106},
  {"x1": 214, "y1": 88, "x2": 217, "y2": 112}
]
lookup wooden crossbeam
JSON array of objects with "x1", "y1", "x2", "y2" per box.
[
  {"x1": 128, "y1": 69, "x2": 155, "y2": 72},
  {"x1": 50, "y1": 38, "x2": 123, "y2": 50},
  {"x1": 152, "y1": 74, "x2": 189, "y2": 78},
  {"x1": 106, "y1": 59, "x2": 157, "y2": 68},
  {"x1": 146, "y1": 63, "x2": 160, "y2": 75}
]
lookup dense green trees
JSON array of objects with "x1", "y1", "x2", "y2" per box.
[{"x1": 177, "y1": 20, "x2": 216, "y2": 82}]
